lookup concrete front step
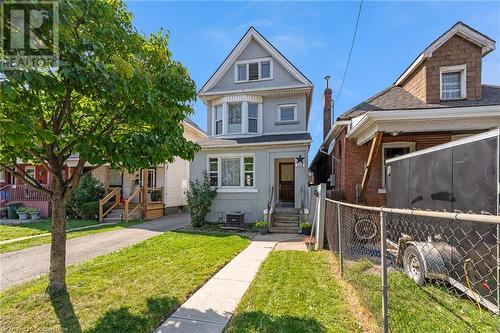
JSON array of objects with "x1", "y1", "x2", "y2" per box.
[
  {"x1": 273, "y1": 215, "x2": 300, "y2": 222},
  {"x1": 274, "y1": 207, "x2": 300, "y2": 214},
  {"x1": 273, "y1": 222, "x2": 299, "y2": 227},
  {"x1": 270, "y1": 227, "x2": 300, "y2": 234}
]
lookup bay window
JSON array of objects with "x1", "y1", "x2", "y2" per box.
[
  {"x1": 248, "y1": 103, "x2": 258, "y2": 133},
  {"x1": 215, "y1": 105, "x2": 223, "y2": 135},
  {"x1": 208, "y1": 155, "x2": 255, "y2": 189},
  {"x1": 228, "y1": 104, "x2": 242, "y2": 133}
]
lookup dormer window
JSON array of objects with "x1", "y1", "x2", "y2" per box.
[
  {"x1": 234, "y1": 58, "x2": 273, "y2": 83},
  {"x1": 440, "y1": 65, "x2": 466, "y2": 100}
]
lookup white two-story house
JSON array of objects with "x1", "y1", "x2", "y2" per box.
[{"x1": 191, "y1": 27, "x2": 313, "y2": 230}]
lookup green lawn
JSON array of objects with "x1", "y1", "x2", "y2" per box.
[
  {"x1": 0, "y1": 219, "x2": 100, "y2": 241},
  {"x1": 0, "y1": 219, "x2": 144, "y2": 253},
  {"x1": 345, "y1": 260, "x2": 500, "y2": 332},
  {"x1": 0, "y1": 231, "x2": 249, "y2": 333},
  {"x1": 225, "y1": 251, "x2": 362, "y2": 333}
]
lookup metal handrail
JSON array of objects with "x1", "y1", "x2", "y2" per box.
[
  {"x1": 325, "y1": 198, "x2": 500, "y2": 225},
  {"x1": 267, "y1": 186, "x2": 274, "y2": 227},
  {"x1": 99, "y1": 188, "x2": 120, "y2": 222}
]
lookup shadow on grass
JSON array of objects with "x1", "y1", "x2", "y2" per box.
[
  {"x1": 85, "y1": 297, "x2": 178, "y2": 333},
  {"x1": 49, "y1": 290, "x2": 82, "y2": 333},
  {"x1": 226, "y1": 311, "x2": 326, "y2": 333}
]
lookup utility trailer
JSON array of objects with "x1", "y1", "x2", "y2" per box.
[{"x1": 386, "y1": 129, "x2": 500, "y2": 314}]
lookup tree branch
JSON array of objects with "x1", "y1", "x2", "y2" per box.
[{"x1": 0, "y1": 163, "x2": 53, "y2": 197}]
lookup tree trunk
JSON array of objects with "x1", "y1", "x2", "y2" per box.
[{"x1": 48, "y1": 184, "x2": 68, "y2": 294}]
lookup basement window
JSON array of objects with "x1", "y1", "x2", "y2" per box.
[{"x1": 440, "y1": 65, "x2": 466, "y2": 100}]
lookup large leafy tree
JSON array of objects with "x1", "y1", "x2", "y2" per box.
[{"x1": 0, "y1": 1, "x2": 198, "y2": 293}]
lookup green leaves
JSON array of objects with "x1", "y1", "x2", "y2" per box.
[{"x1": 0, "y1": 0, "x2": 198, "y2": 176}]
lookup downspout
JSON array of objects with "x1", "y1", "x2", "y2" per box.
[{"x1": 164, "y1": 164, "x2": 168, "y2": 212}]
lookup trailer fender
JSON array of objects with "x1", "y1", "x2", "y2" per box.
[{"x1": 406, "y1": 241, "x2": 448, "y2": 280}]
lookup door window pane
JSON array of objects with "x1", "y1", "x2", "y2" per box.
[{"x1": 221, "y1": 158, "x2": 240, "y2": 186}]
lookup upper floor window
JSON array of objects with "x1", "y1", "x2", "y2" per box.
[
  {"x1": 25, "y1": 166, "x2": 36, "y2": 180},
  {"x1": 228, "y1": 104, "x2": 242, "y2": 133},
  {"x1": 234, "y1": 58, "x2": 273, "y2": 83},
  {"x1": 215, "y1": 105, "x2": 223, "y2": 135},
  {"x1": 440, "y1": 65, "x2": 466, "y2": 100},
  {"x1": 248, "y1": 103, "x2": 258, "y2": 133},
  {"x1": 278, "y1": 104, "x2": 297, "y2": 122}
]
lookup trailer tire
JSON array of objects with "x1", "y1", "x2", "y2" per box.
[{"x1": 403, "y1": 245, "x2": 426, "y2": 285}]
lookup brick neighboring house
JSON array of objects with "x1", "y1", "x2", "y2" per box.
[{"x1": 310, "y1": 22, "x2": 500, "y2": 206}]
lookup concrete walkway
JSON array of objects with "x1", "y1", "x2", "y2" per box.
[
  {"x1": 155, "y1": 233, "x2": 300, "y2": 333},
  {"x1": 0, "y1": 214, "x2": 189, "y2": 289}
]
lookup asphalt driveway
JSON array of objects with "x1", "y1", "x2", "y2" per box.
[{"x1": 0, "y1": 213, "x2": 189, "y2": 289}]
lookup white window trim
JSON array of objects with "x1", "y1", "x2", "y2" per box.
[
  {"x1": 440, "y1": 64, "x2": 467, "y2": 100},
  {"x1": 212, "y1": 101, "x2": 263, "y2": 136},
  {"x1": 234, "y1": 57, "x2": 273, "y2": 83},
  {"x1": 25, "y1": 166, "x2": 36, "y2": 180},
  {"x1": 381, "y1": 142, "x2": 416, "y2": 188},
  {"x1": 278, "y1": 104, "x2": 297, "y2": 122},
  {"x1": 206, "y1": 154, "x2": 256, "y2": 190}
]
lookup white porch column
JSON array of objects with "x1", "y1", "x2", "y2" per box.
[
  {"x1": 222, "y1": 102, "x2": 228, "y2": 134},
  {"x1": 242, "y1": 101, "x2": 248, "y2": 133},
  {"x1": 258, "y1": 103, "x2": 263, "y2": 134},
  {"x1": 164, "y1": 164, "x2": 168, "y2": 206},
  {"x1": 315, "y1": 183, "x2": 326, "y2": 250}
]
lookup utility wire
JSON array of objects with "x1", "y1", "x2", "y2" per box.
[{"x1": 335, "y1": 0, "x2": 363, "y2": 103}]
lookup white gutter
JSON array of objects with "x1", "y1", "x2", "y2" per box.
[
  {"x1": 346, "y1": 104, "x2": 500, "y2": 141},
  {"x1": 322, "y1": 120, "x2": 350, "y2": 146},
  {"x1": 200, "y1": 139, "x2": 312, "y2": 150}
]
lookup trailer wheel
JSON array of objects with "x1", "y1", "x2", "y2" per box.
[{"x1": 403, "y1": 245, "x2": 426, "y2": 285}]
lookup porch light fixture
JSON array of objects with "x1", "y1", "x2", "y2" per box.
[{"x1": 390, "y1": 131, "x2": 401, "y2": 136}]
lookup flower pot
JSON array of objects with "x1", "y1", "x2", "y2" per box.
[
  {"x1": 30, "y1": 212, "x2": 40, "y2": 220},
  {"x1": 18, "y1": 212, "x2": 29, "y2": 220},
  {"x1": 258, "y1": 227, "x2": 269, "y2": 235},
  {"x1": 302, "y1": 228, "x2": 312, "y2": 236}
]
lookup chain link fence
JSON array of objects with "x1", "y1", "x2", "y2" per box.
[{"x1": 325, "y1": 198, "x2": 500, "y2": 333}]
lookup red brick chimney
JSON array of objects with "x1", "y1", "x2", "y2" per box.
[{"x1": 323, "y1": 75, "x2": 332, "y2": 139}]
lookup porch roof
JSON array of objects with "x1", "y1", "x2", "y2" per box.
[{"x1": 198, "y1": 133, "x2": 312, "y2": 148}]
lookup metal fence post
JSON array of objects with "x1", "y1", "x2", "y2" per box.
[
  {"x1": 315, "y1": 183, "x2": 326, "y2": 250},
  {"x1": 337, "y1": 203, "x2": 343, "y2": 278},
  {"x1": 380, "y1": 211, "x2": 388, "y2": 333}
]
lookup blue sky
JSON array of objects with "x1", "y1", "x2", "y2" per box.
[{"x1": 127, "y1": 1, "x2": 500, "y2": 161}]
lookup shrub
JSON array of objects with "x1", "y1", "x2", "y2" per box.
[
  {"x1": 300, "y1": 222, "x2": 312, "y2": 231},
  {"x1": 16, "y1": 207, "x2": 30, "y2": 213},
  {"x1": 185, "y1": 172, "x2": 217, "y2": 227},
  {"x1": 67, "y1": 174, "x2": 104, "y2": 218},
  {"x1": 255, "y1": 221, "x2": 268, "y2": 229},
  {"x1": 150, "y1": 189, "x2": 162, "y2": 202},
  {"x1": 81, "y1": 201, "x2": 99, "y2": 220}
]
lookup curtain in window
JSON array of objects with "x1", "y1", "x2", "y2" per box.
[
  {"x1": 442, "y1": 72, "x2": 461, "y2": 99},
  {"x1": 221, "y1": 158, "x2": 240, "y2": 186},
  {"x1": 228, "y1": 104, "x2": 242, "y2": 133}
]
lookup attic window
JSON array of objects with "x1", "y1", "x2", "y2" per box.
[
  {"x1": 440, "y1": 65, "x2": 466, "y2": 100},
  {"x1": 234, "y1": 58, "x2": 273, "y2": 83}
]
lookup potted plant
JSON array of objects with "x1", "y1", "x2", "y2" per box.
[
  {"x1": 255, "y1": 220, "x2": 269, "y2": 235},
  {"x1": 300, "y1": 222, "x2": 312, "y2": 236},
  {"x1": 304, "y1": 236, "x2": 317, "y2": 251},
  {"x1": 150, "y1": 189, "x2": 162, "y2": 202},
  {"x1": 16, "y1": 207, "x2": 30, "y2": 220},
  {"x1": 27, "y1": 207, "x2": 41, "y2": 220}
]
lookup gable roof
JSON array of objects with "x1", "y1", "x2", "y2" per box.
[
  {"x1": 183, "y1": 118, "x2": 206, "y2": 135},
  {"x1": 198, "y1": 27, "x2": 312, "y2": 95},
  {"x1": 338, "y1": 84, "x2": 500, "y2": 120},
  {"x1": 395, "y1": 22, "x2": 496, "y2": 86}
]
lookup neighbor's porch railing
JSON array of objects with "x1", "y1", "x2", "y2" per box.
[
  {"x1": 124, "y1": 188, "x2": 142, "y2": 222},
  {"x1": 0, "y1": 184, "x2": 51, "y2": 202},
  {"x1": 99, "y1": 187, "x2": 120, "y2": 222}
]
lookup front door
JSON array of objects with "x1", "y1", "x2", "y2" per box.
[{"x1": 279, "y1": 162, "x2": 294, "y2": 203}]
